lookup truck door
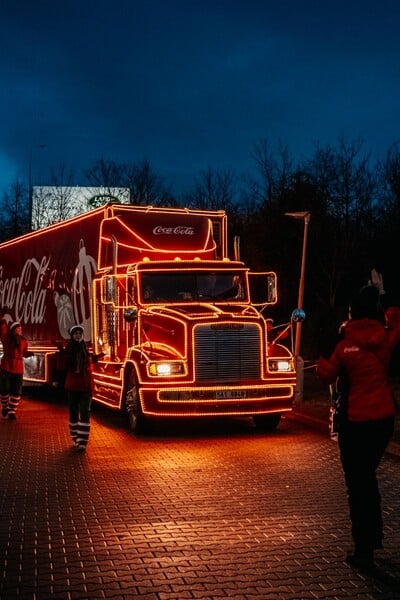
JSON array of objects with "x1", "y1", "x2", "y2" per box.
[{"x1": 93, "y1": 275, "x2": 136, "y2": 361}]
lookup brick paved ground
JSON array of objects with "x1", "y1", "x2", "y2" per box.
[{"x1": 1, "y1": 394, "x2": 400, "y2": 599}]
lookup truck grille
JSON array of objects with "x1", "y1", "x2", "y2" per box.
[{"x1": 194, "y1": 323, "x2": 261, "y2": 381}]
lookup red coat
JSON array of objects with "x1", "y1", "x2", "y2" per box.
[
  {"x1": 64, "y1": 369, "x2": 93, "y2": 394},
  {"x1": 63, "y1": 340, "x2": 93, "y2": 394},
  {"x1": 0, "y1": 319, "x2": 30, "y2": 374},
  {"x1": 317, "y1": 310, "x2": 400, "y2": 422}
]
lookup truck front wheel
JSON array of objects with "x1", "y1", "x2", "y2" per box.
[
  {"x1": 125, "y1": 372, "x2": 148, "y2": 434},
  {"x1": 253, "y1": 414, "x2": 281, "y2": 431}
]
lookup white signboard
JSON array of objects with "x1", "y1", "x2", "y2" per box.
[{"x1": 32, "y1": 186, "x2": 130, "y2": 229}]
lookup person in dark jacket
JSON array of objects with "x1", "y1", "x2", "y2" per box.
[
  {"x1": 64, "y1": 325, "x2": 93, "y2": 451},
  {"x1": 317, "y1": 285, "x2": 400, "y2": 570},
  {"x1": 0, "y1": 319, "x2": 32, "y2": 419}
]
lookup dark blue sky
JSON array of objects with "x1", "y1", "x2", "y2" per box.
[{"x1": 1, "y1": 0, "x2": 400, "y2": 196}]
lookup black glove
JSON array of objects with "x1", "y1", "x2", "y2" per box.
[{"x1": 91, "y1": 352, "x2": 105, "y2": 363}]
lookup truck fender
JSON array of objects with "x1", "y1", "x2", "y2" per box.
[{"x1": 123, "y1": 363, "x2": 149, "y2": 434}]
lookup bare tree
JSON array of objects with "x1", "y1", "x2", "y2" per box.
[
  {"x1": 125, "y1": 159, "x2": 174, "y2": 206},
  {"x1": 84, "y1": 158, "x2": 175, "y2": 206},
  {"x1": 373, "y1": 142, "x2": 400, "y2": 297},
  {"x1": 378, "y1": 141, "x2": 400, "y2": 210},
  {"x1": 83, "y1": 158, "x2": 127, "y2": 205},
  {"x1": 242, "y1": 139, "x2": 293, "y2": 208},
  {"x1": 184, "y1": 167, "x2": 237, "y2": 211},
  {"x1": 31, "y1": 164, "x2": 77, "y2": 229},
  {"x1": 0, "y1": 180, "x2": 29, "y2": 239},
  {"x1": 303, "y1": 137, "x2": 377, "y2": 309},
  {"x1": 84, "y1": 158, "x2": 123, "y2": 188}
]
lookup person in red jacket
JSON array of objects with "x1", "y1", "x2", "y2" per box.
[
  {"x1": 0, "y1": 319, "x2": 32, "y2": 419},
  {"x1": 64, "y1": 325, "x2": 93, "y2": 451},
  {"x1": 317, "y1": 285, "x2": 400, "y2": 570}
]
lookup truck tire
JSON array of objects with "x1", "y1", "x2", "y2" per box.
[
  {"x1": 124, "y1": 371, "x2": 148, "y2": 434},
  {"x1": 253, "y1": 414, "x2": 281, "y2": 431}
]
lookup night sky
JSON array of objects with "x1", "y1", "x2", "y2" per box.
[{"x1": 1, "y1": 0, "x2": 400, "y2": 196}]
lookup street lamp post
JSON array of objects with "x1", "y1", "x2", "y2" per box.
[
  {"x1": 285, "y1": 211, "x2": 311, "y2": 402},
  {"x1": 28, "y1": 149, "x2": 33, "y2": 230},
  {"x1": 28, "y1": 144, "x2": 46, "y2": 230}
]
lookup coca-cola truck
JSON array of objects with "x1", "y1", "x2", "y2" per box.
[{"x1": 0, "y1": 202, "x2": 298, "y2": 432}]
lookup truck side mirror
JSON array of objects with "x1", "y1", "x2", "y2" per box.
[
  {"x1": 266, "y1": 273, "x2": 277, "y2": 303},
  {"x1": 248, "y1": 272, "x2": 277, "y2": 305},
  {"x1": 124, "y1": 308, "x2": 137, "y2": 322}
]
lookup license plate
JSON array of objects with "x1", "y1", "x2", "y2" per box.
[{"x1": 215, "y1": 390, "x2": 247, "y2": 399}]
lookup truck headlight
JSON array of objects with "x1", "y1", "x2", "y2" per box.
[
  {"x1": 148, "y1": 361, "x2": 186, "y2": 377},
  {"x1": 268, "y1": 359, "x2": 294, "y2": 372}
]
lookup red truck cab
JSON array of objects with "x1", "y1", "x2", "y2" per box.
[{"x1": 0, "y1": 203, "x2": 296, "y2": 433}]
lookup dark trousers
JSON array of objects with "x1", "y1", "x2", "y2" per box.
[
  {"x1": 68, "y1": 391, "x2": 91, "y2": 424},
  {"x1": 0, "y1": 369, "x2": 23, "y2": 397},
  {"x1": 68, "y1": 391, "x2": 91, "y2": 448},
  {"x1": 338, "y1": 416, "x2": 394, "y2": 552},
  {"x1": 0, "y1": 369, "x2": 23, "y2": 416}
]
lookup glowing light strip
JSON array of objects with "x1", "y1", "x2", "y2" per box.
[
  {"x1": 137, "y1": 262, "x2": 246, "y2": 271},
  {"x1": 115, "y1": 204, "x2": 226, "y2": 217},
  {"x1": 0, "y1": 204, "x2": 106, "y2": 249},
  {"x1": 112, "y1": 204, "x2": 228, "y2": 257},
  {"x1": 23, "y1": 351, "x2": 54, "y2": 383},
  {"x1": 146, "y1": 304, "x2": 223, "y2": 317},
  {"x1": 153, "y1": 384, "x2": 295, "y2": 404},
  {"x1": 101, "y1": 215, "x2": 216, "y2": 253},
  {"x1": 92, "y1": 378, "x2": 121, "y2": 392},
  {"x1": 138, "y1": 342, "x2": 185, "y2": 360},
  {"x1": 140, "y1": 407, "x2": 293, "y2": 418}
]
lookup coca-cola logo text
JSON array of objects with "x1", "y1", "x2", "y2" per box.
[
  {"x1": 0, "y1": 257, "x2": 50, "y2": 324},
  {"x1": 153, "y1": 225, "x2": 194, "y2": 235}
]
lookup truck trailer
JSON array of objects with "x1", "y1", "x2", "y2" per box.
[{"x1": 0, "y1": 202, "x2": 297, "y2": 432}]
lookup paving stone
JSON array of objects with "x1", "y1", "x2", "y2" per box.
[{"x1": 1, "y1": 396, "x2": 400, "y2": 599}]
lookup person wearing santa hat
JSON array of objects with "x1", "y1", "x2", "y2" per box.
[
  {"x1": 63, "y1": 325, "x2": 93, "y2": 451},
  {"x1": 0, "y1": 318, "x2": 32, "y2": 419}
]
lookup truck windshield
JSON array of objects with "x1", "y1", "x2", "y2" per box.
[{"x1": 141, "y1": 272, "x2": 246, "y2": 303}]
